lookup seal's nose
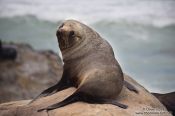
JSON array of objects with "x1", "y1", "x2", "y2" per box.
[
  {"x1": 59, "y1": 28, "x2": 65, "y2": 32},
  {"x1": 56, "y1": 23, "x2": 64, "y2": 37},
  {"x1": 56, "y1": 28, "x2": 65, "y2": 38}
]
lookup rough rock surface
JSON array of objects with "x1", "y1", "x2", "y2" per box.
[
  {"x1": 0, "y1": 75, "x2": 172, "y2": 116},
  {"x1": 0, "y1": 42, "x2": 62, "y2": 103}
]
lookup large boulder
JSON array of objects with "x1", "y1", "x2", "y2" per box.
[
  {"x1": 0, "y1": 75, "x2": 172, "y2": 116},
  {"x1": 0, "y1": 42, "x2": 62, "y2": 103},
  {"x1": 152, "y1": 92, "x2": 175, "y2": 115}
]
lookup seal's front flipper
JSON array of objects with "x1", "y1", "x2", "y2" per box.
[
  {"x1": 29, "y1": 78, "x2": 71, "y2": 104},
  {"x1": 124, "y1": 80, "x2": 139, "y2": 93},
  {"x1": 38, "y1": 92, "x2": 80, "y2": 112},
  {"x1": 29, "y1": 83, "x2": 60, "y2": 104}
]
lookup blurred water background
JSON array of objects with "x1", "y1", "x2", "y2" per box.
[{"x1": 0, "y1": 0, "x2": 175, "y2": 93}]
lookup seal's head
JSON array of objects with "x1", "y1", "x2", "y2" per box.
[
  {"x1": 56, "y1": 20, "x2": 85, "y2": 52},
  {"x1": 56, "y1": 20, "x2": 102, "y2": 61}
]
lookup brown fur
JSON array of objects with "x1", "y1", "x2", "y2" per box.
[
  {"x1": 30, "y1": 20, "x2": 138, "y2": 111},
  {"x1": 59, "y1": 20, "x2": 123, "y2": 99}
]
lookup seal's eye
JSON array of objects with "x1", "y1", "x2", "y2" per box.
[{"x1": 69, "y1": 31, "x2": 75, "y2": 38}]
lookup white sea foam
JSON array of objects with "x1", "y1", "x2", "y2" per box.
[{"x1": 0, "y1": 0, "x2": 175, "y2": 27}]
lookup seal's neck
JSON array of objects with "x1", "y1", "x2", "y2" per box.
[{"x1": 61, "y1": 36, "x2": 88, "y2": 62}]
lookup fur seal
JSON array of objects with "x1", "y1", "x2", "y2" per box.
[{"x1": 29, "y1": 20, "x2": 138, "y2": 111}]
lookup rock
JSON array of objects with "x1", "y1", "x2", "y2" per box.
[
  {"x1": 152, "y1": 92, "x2": 175, "y2": 115},
  {"x1": 0, "y1": 75, "x2": 172, "y2": 116},
  {"x1": 0, "y1": 40, "x2": 17, "y2": 60},
  {"x1": 0, "y1": 42, "x2": 172, "y2": 116},
  {"x1": 0, "y1": 42, "x2": 63, "y2": 103}
]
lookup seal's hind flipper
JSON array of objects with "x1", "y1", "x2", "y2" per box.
[
  {"x1": 124, "y1": 80, "x2": 139, "y2": 93},
  {"x1": 84, "y1": 96, "x2": 128, "y2": 109}
]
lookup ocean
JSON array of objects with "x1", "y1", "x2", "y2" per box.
[{"x1": 0, "y1": 0, "x2": 175, "y2": 93}]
